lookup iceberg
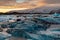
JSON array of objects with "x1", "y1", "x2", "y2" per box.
[
  {"x1": 0, "y1": 32, "x2": 11, "y2": 40},
  {"x1": 37, "y1": 13, "x2": 60, "y2": 24}
]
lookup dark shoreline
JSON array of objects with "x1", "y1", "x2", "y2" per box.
[{"x1": 0, "y1": 13, "x2": 53, "y2": 15}]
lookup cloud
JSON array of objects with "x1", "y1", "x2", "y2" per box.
[
  {"x1": 0, "y1": 0, "x2": 60, "y2": 8},
  {"x1": 0, "y1": 0, "x2": 45, "y2": 6},
  {"x1": 0, "y1": 0, "x2": 15, "y2": 6},
  {"x1": 45, "y1": 0, "x2": 60, "y2": 4}
]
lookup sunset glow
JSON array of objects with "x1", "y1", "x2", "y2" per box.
[
  {"x1": 0, "y1": 8, "x2": 28, "y2": 13},
  {"x1": 0, "y1": 1, "x2": 46, "y2": 13},
  {"x1": 0, "y1": 0, "x2": 60, "y2": 13}
]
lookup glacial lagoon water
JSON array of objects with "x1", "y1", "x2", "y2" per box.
[{"x1": 0, "y1": 13, "x2": 60, "y2": 40}]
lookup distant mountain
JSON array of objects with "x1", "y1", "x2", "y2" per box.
[
  {"x1": 50, "y1": 9, "x2": 60, "y2": 14},
  {"x1": 8, "y1": 6, "x2": 60, "y2": 13}
]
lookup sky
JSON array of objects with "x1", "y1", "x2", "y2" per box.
[
  {"x1": 0, "y1": 0, "x2": 60, "y2": 12},
  {"x1": 0, "y1": 0, "x2": 60, "y2": 5}
]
